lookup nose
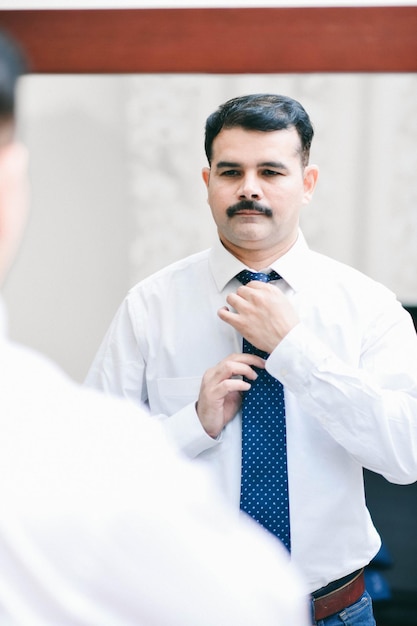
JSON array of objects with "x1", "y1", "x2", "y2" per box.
[{"x1": 237, "y1": 173, "x2": 262, "y2": 200}]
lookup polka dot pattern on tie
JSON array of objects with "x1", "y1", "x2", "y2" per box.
[{"x1": 236, "y1": 269, "x2": 291, "y2": 551}]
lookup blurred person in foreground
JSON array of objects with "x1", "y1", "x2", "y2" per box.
[
  {"x1": 86, "y1": 90, "x2": 417, "y2": 625},
  {"x1": 0, "y1": 31, "x2": 309, "y2": 626}
]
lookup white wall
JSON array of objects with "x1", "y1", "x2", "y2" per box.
[{"x1": 4, "y1": 76, "x2": 132, "y2": 380}]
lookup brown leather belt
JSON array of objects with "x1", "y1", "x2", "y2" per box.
[{"x1": 312, "y1": 569, "x2": 365, "y2": 621}]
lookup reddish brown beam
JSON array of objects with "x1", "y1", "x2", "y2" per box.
[{"x1": 1, "y1": 7, "x2": 416, "y2": 74}]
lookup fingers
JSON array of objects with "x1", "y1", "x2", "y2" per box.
[
  {"x1": 200, "y1": 354, "x2": 264, "y2": 400},
  {"x1": 218, "y1": 281, "x2": 299, "y2": 353},
  {"x1": 218, "y1": 305, "x2": 239, "y2": 327},
  {"x1": 227, "y1": 281, "x2": 276, "y2": 309},
  {"x1": 212, "y1": 353, "x2": 266, "y2": 381},
  {"x1": 196, "y1": 353, "x2": 266, "y2": 438},
  {"x1": 210, "y1": 378, "x2": 250, "y2": 399},
  {"x1": 202, "y1": 353, "x2": 265, "y2": 400}
]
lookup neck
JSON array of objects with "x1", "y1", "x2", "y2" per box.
[{"x1": 220, "y1": 235, "x2": 297, "y2": 270}]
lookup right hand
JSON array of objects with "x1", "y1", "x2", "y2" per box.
[{"x1": 196, "y1": 353, "x2": 266, "y2": 439}]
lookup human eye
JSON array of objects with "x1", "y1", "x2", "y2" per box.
[
  {"x1": 262, "y1": 169, "x2": 282, "y2": 177},
  {"x1": 219, "y1": 169, "x2": 241, "y2": 177}
]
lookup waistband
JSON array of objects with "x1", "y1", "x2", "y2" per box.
[{"x1": 312, "y1": 569, "x2": 365, "y2": 621}]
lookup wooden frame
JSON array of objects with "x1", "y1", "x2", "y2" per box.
[{"x1": 1, "y1": 6, "x2": 416, "y2": 74}]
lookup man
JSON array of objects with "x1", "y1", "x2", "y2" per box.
[
  {"x1": 0, "y1": 34, "x2": 309, "y2": 625},
  {"x1": 86, "y1": 93, "x2": 417, "y2": 624}
]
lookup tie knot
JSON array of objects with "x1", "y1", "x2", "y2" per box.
[{"x1": 236, "y1": 269, "x2": 281, "y2": 285}]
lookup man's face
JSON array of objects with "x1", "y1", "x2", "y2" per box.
[{"x1": 202, "y1": 127, "x2": 318, "y2": 259}]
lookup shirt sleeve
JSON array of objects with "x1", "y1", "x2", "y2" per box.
[
  {"x1": 159, "y1": 400, "x2": 222, "y2": 457},
  {"x1": 85, "y1": 298, "x2": 147, "y2": 404},
  {"x1": 85, "y1": 297, "x2": 220, "y2": 459},
  {"x1": 266, "y1": 302, "x2": 417, "y2": 485}
]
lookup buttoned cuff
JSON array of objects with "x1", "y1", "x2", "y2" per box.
[
  {"x1": 265, "y1": 323, "x2": 331, "y2": 394},
  {"x1": 161, "y1": 401, "x2": 222, "y2": 459}
]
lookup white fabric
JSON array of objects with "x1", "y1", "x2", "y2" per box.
[
  {"x1": 86, "y1": 231, "x2": 417, "y2": 593},
  {"x1": 0, "y1": 298, "x2": 308, "y2": 626}
]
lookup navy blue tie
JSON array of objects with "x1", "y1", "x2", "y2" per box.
[{"x1": 236, "y1": 270, "x2": 290, "y2": 551}]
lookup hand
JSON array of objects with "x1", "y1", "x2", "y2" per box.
[
  {"x1": 218, "y1": 281, "x2": 299, "y2": 354},
  {"x1": 196, "y1": 353, "x2": 266, "y2": 438}
]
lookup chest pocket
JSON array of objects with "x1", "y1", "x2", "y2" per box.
[{"x1": 154, "y1": 377, "x2": 202, "y2": 414}]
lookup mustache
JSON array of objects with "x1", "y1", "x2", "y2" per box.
[{"x1": 226, "y1": 200, "x2": 273, "y2": 218}]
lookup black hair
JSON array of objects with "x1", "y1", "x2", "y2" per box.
[
  {"x1": 204, "y1": 93, "x2": 314, "y2": 167},
  {"x1": 0, "y1": 30, "x2": 27, "y2": 120}
]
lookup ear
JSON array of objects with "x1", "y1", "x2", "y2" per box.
[
  {"x1": 0, "y1": 142, "x2": 29, "y2": 284},
  {"x1": 202, "y1": 167, "x2": 210, "y2": 188},
  {"x1": 302, "y1": 164, "x2": 319, "y2": 205}
]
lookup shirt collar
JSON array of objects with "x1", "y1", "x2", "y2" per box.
[
  {"x1": 209, "y1": 230, "x2": 312, "y2": 293},
  {"x1": 209, "y1": 238, "x2": 248, "y2": 291},
  {"x1": 270, "y1": 231, "x2": 312, "y2": 292}
]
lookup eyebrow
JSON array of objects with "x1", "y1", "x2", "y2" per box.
[
  {"x1": 215, "y1": 161, "x2": 240, "y2": 169},
  {"x1": 215, "y1": 160, "x2": 288, "y2": 170}
]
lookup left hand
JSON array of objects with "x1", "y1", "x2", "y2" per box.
[{"x1": 218, "y1": 281, "x2": 299, "y2": 354}]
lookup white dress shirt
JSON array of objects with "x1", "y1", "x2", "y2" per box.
[
  {"x1": 0, "y1": 298, "x2": 308, "y2": 626},
  {"x1": 86, "y1": 231, "x2": 417, "y2": 593}
]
